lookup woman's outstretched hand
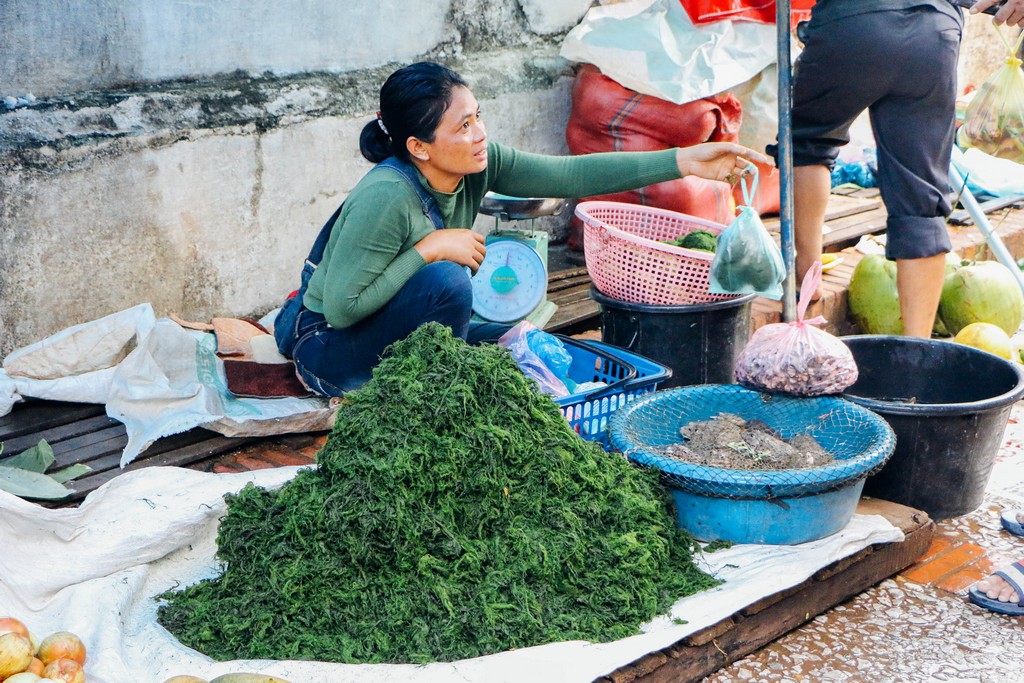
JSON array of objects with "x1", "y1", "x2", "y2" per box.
[
  {"x1": 676, "y1": 143, "x2": 774, "y2": 185},
  {"x1": 414, "y1": 229, "x2": 487, "y2": 273}
]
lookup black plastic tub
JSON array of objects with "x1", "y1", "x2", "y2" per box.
[
  {"x1": 840, "y1": 335, "x2": 1024, "y2": 520},
  {"x1": 591, "y1": 287, "x2": 755, "y2": 389}
]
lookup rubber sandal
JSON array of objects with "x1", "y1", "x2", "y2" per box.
[
  {"x1": 1002, "y1": 508, "x2": 1024, "y2": 537},
  {"x1": 968, "y1": 560, "x2": 1024, "y2": 616}
]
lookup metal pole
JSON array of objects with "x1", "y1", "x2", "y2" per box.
[
  {"x1": 949, "y1": 152, "x2": 1024, "y2": 296},
  {"x1": 776, "y1": 0, "x2": 797, "y2": 321}
]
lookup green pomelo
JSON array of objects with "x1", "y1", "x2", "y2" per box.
[
  {"x1": 938, "y1": 260, "x2": 1024, "y2": 336},
  {"x1": 932, "y1": 253, "x2": 966, "y2": 337},
  {"x1": 847, "y1": 254, "x2": 902, "y2": 334}
]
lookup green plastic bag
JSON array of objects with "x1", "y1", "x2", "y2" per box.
[
  {"x1": 708, "y1": 170, "x2": 786, "y2": 300},
  {"x1": 958, "y1": 28, "x2": 1024, "y2": 164}
]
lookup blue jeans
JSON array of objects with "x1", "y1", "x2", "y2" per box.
[{"x1": 291, "y1": 262, "x2": 509, "y2": 396}]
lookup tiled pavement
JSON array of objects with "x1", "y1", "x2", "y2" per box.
[
  {"x1": 705, "y1": 406, "x2": 1024, "y2": 683},
  {"x1": 203, "y1": 434, "x2": 325, "y2": 473}
]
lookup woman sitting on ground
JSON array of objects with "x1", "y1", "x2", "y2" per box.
[{"x1": 274, "y1": 61, "x2": 770, "y2": 396}]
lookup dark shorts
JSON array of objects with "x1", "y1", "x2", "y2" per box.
[{"x1": 774, "y1": 7, "x2": 962, "y2": 260}]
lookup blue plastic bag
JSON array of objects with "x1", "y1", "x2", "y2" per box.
[
  {"x1": 497, "y1": 321, "x2": 573, "y2": 397},
  {"x1": 708, "y1": 170, "x2": 786, "y2": 300}
]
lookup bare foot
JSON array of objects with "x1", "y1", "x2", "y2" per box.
[{"x1": 975, "y1": 571, "x2": 1021, "y2": 604}]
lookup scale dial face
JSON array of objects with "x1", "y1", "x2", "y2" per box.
[{"x1": 471, "y1": 237, "x2": 547, "y2": 322}]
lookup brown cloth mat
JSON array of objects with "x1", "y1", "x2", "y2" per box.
[{"x1": 223, "y1": 358, "x2": 312, "y2": 398}]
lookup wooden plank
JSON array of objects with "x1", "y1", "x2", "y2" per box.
[
  {"x1": 556, "y1": 287, "x2": 596, "y2": 307},
  {"x1": 823, "y1": 205, "x2": 888, "y2": 234},
  {"x1": 0, "y1": 401, "x2": 106, "y2": 442},
  {"x1": 763, "y1": 194, "x2": 881, "y2": 232},
  {"x1": 548, "y1": 266, "x2": 589, "y2": 284},
  {"x1": 596, "y1": 500, "x2": 933, "y2": 683},
  {"x1": 58, "y1": 426, "x2": 231, "y2": 477},
  {"x1": 822, "y1": 207, "x2": 889, "y2": 250},
  {"x1": 546, "y1": 297, "x2": 601, "y2": 332},
  {"x1": 2, "y1": 414, "x2": 121, "y2": 456},
  {"x1": 50, "y1": 426, "x2": 129, "y2": 470},
  {"x1": 546, "y1": 266, "x2": 600, "y2": 332},
  {"x1": 549, "y1": 274, "x2": 593, "y2": 295},
  {"x1": 57, "y1": 432, "x2": 261, "y2": 505}
]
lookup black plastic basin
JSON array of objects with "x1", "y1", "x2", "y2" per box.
[{"x1": 841, "y1": 335, "x2": 1024, "y2": 519}]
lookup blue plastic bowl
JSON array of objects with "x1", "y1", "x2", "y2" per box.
[{"x1": 608, "y1": 384, "x2": 896, "y2": 544}]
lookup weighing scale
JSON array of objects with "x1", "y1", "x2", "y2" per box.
[{"x1": 472, "y1": 193, "x2": 565, "y2": 327}]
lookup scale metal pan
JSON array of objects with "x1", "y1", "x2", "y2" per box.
[{"x1": 479, "y1": 193, "x2": 565, "y2": 220}]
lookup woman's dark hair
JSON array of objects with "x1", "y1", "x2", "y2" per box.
[{"x1": 359, "y1": 62, "x2": 469, "y2": 163}]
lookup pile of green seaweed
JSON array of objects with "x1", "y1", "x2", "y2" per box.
[{"x1": 157, "y1": 323, "x2": 716, "y2": 664}]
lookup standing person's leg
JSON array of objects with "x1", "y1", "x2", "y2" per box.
[
  {"x1": 794, "y1": 165, "x2": 832, "y2": 300},
  {"x1": 869, "y1": 8, "x2": 961, "y2": 337},
  {"x1": 778, "y1": 13, "x2": 885, "y2": 297},
  {"x1": 292, "y1": 261, "x2": 473, "y2": 395},
  {"x1": 895, "y1": 255, "x2": 948, "y2": 337}
]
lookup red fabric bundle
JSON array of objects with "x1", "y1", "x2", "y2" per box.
[
  {"x1": 565, "y1": 65, "x2": 778, "y2": 250},
  {"x1": 678, "y1": 0, "x2": 815, "y2": 28}
]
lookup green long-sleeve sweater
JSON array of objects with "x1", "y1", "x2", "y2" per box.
[{"x1": 303, "y1": 141, "x2": 682, "y2": 328}]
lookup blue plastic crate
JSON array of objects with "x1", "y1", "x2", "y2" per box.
[{"x1": 553, "y1": 339, "x2": 672, "y2": 448}]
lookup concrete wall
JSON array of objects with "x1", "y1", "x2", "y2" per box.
[
  {"x1": 0, "y1": 0, "x2": 592, "y2": 357},
  {"x1": 0, "y1": 2, "x2": 1018, "y2": 358}
]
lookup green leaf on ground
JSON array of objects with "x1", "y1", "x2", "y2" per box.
[
  {"x1": 49, "y1": 463, "x2": 91, "y2": 484},
  {"x1": 0, "y1": 439, "x2": 55, "y2": 473},
  {"x1": 0, "y1": 466, "x2": 72, "y2": 499}
]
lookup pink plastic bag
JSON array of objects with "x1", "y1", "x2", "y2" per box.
[{"x1": 734, "y1": 262, "x2": 858, "y2": 396}]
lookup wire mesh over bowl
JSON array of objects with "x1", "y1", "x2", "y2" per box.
[
  {"x1": 607, "y1": 384, "x2": 896, "y2": 544},
  {"x1": 575, "y1": 201, "x2": 742, "y2": 305}
]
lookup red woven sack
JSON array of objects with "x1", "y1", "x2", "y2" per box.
[
  {"x1": 679, "y1": 0, "x2": 815, "y2": 28},
  {"x1": 565, "y1": 65, "x2": 778, "y2": 250}
]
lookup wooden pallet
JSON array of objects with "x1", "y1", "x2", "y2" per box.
[
  {"x1": 544, "y1": 266, "x2": 597, "y2": 332},
  {"x1": 762, "y1": 189, "x2": 884, "y2": 251},
  {"x1": 0, "y1": 399, "x2": 260, "y2": 506},
  {"x1": 0, "y1": 185, "x2": 962, "y2": 508}
]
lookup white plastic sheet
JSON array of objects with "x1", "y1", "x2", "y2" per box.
[
  {"x1": 0, "y1": 304, "x2": 157, "y2": 416},
  {"x1": 0, "y1": 305, "x2": 335, "y2": 467},
  {"x1": 0, "y1": 466, "x2": 904, "y2": 683},
  {"x1": 952, "y1": 145, "x2": 1024, "y2": 199},
  {"x1": 560, "y1": 0, "x2": 780, "y2": 106}
]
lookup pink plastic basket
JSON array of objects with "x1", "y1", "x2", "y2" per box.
[{"x1": 575, "y1": 201, "x2": 742, "y2": 305}]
